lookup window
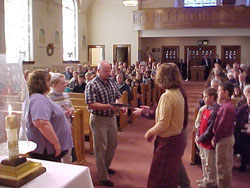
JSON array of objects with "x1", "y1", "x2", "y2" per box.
[
  {"x1": 4, "y1": 0, "x2": 32, "y2": 63},
  {"x1": 62, "y1": 0, "x2": 78, "y2": 61},
  {"x1": 184, "y1": 0, "x2": 217, "y2": 7}
]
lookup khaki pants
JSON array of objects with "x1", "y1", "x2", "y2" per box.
[
  {"x1": 215, "y1": 135, "x2": 235, "y2": 188},
  {"x1": 90, "y1": 114, "x2": 118, "y2": 181},
  {"x1": 197, "y1": 144, "x2": 207, "y2": 182},
  {"x1": 199, "y1": 147, "x2": 216, "y2": 184}
]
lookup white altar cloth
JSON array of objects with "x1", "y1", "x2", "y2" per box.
[{"x1": 0, "y1": 157, "x2": 94, "y2": 188}]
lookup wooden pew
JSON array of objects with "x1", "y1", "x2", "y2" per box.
[
  {"x1": 145, "y1": 81, "x2": 152, "y2": 106},
  {"x1": 130, "y1": 87, "x2": 138, "y2": 107},
  {"x1": 129, "y1": 87, "x2": 138, "y2": 123},
  {"x1": 70, "y1": 98, "x2": 86, "y2": 106},
  {"x1": 72, "y1": 109, "x2": 86, "y2": 164},
  {"x1": 70, "y1": 98, "x2": 93, "y2": 154},
  {"x1": 117, "y1": 91, "x2": 128, "y2": 131},
  {"x1": 190, "y1": 106, "x2": 199, "y2": 165},
  {"x1": 151, "y1": 81, "x2": 157, "y2": 106},
  {"x1": 68, "y1": 92, "x2": 85, "y2": 99},
  {"x1": 140, "y1": 83, "x2": 146, "y2": 105}
]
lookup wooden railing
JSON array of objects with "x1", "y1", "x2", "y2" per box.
[{"x1": 133, "y1": 6, "x2": 250, "y2": 30}]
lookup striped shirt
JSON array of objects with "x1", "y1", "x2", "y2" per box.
[
  {"x1": 85, "y1": 76, "x2": 121, "y2": 117},
  {"x1": 48, "y1": 90, "x2": 74, "y2": 125}
]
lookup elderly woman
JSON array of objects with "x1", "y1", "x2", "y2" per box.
[
  {"x1": 145, "y1": 63, "x2": 185, "y2": 188},
  {"x1": 48, "y1": 73, "x2": 74, "y2": 163},
  {"x1": 27, "y1": 70, "x2": 73, "y2": 162}
]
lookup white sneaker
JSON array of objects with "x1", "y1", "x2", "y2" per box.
[
  {"x1": 196, "y1": 178, "x2": 206, "y2": 184},
  {"x1": 198, "y1": 181, "x2": 217, "y2": 188},
  {"x1": 197, "y1": 181, "x2": 207, "y2": 188}
]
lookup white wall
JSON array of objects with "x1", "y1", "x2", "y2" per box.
[
  {"x1": 0, "y1": 0, "x2": 5, "y2": 53},
  {"x1": 32, "y1": 0, "x2": 62, "y2": 66},
  {"x1": 88, "y1": 0, "x2": 138, "y2": 64},
  {"x1": 141, "y1": 36, "x2": 250, "y2": 65}
]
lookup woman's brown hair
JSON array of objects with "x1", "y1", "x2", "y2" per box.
[
  {"x1": 27, "y1": 69, "x2": 51, "y2": 95},
  {"x1": 155, "y1": 63, "x2": 182, "y2": 89}
]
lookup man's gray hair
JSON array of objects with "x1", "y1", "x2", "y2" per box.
[
  {"x1": 243, "y1": 85, "x2": 250, "y2": 96},
  {"x1": 211, "y1": 79, "x2": 221, "y2": 85}
]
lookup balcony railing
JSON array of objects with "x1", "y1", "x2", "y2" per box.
[{"x1": 133, "y1": 6, "x2": 250, "y2": 30}]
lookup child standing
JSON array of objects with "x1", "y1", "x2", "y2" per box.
[
  {"x1": 212, "y1": 81, "x2": 235, "y2": 188},
  {"x1": 196, "y1": 88, "x2": 219, "y2": 188}
]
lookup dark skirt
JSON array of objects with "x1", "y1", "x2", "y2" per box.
[{"x1": 147, "y1": 132, "x2": 185, "y2": 188}]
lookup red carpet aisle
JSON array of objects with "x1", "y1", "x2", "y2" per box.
[{"x1": 84, "y1": 81, "x2": 250, "y2": 188}]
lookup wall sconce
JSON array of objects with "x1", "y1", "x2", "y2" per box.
[{"x1": 123, "y1": 0, "x2": 138, "y2": 6}]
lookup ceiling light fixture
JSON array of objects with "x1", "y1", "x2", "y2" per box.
[{"x1": 123, "y1": 0, "x2": 138, "y2": 6}]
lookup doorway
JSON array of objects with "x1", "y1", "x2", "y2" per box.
[
  {"x1": 88, "y1": 45, "x2": 105, "y2": 66},
  {"x1": 113, "y1": 44, "x2": 131, "y2": 67}
]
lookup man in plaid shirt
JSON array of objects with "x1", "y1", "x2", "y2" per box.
[{"x1": 85, "y1": 61, "x2": 125, "y2": 187}]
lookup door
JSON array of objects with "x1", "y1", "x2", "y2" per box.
[
  {"x1": 88, "y1": 45, "x2": 105, "y2": 66},
  {"x1": 221, "y1": 45, "x2": 241, "y2": 68},
  {"x1": 113, "y1": 44, "x2": 131, "y2": 67}
]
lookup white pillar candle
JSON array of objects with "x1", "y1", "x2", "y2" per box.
[{"x1": 5, "y1": 105, "x2": 19, "y2": 160}]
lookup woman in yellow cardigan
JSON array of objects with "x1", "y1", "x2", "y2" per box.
[{"x1": 145, "y1": 63, "x2": 185, "y2": 188}]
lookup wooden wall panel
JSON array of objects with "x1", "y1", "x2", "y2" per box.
[{"x1": 133, "y1": 6, "x2": 250, "y2": 30}]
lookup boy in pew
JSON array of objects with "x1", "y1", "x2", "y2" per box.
[
  {"x1": 212, "y1": 81, "x2": 235, "y2": 188},
  {"x1": 196, "y1": 88, "x2": 219, "y2": 188},
  {"x1": 73, "y1": 74, "x2": 86, "y2": 93}
]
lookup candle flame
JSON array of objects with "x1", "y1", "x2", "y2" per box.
[{"x1": 8, "y1": 105, "x2": 12, "y2": 116}]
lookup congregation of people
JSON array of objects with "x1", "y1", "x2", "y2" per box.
[{"x1": 20, "y1": 57, "x2": 250, "y2": 188}]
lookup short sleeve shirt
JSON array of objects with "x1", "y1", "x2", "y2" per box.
[
  {"x1": 85, "y1": 76, "x2": 121, "y2": 117},
  {"x1": 27, "y1": 93, "x2": 73, "y2": 154}
]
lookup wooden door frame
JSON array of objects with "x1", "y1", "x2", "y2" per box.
[
  {"x1": 88, "y1": 45, "x2": 105, "y2": 65},
  {"x1": 113, "y1": 44, "x2": 131, "y2": 67},
  {"x1": 161, "y1": 46, "x2": 179, "y2": 63}
]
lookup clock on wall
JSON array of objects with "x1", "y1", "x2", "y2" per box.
[{"x1": 198, "y1": 40, "x2": 203, "y2": 46}]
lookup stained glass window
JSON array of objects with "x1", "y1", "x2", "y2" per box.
[{"x1": 184, "y1": 0, "x2": 217, "y2": 7}]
